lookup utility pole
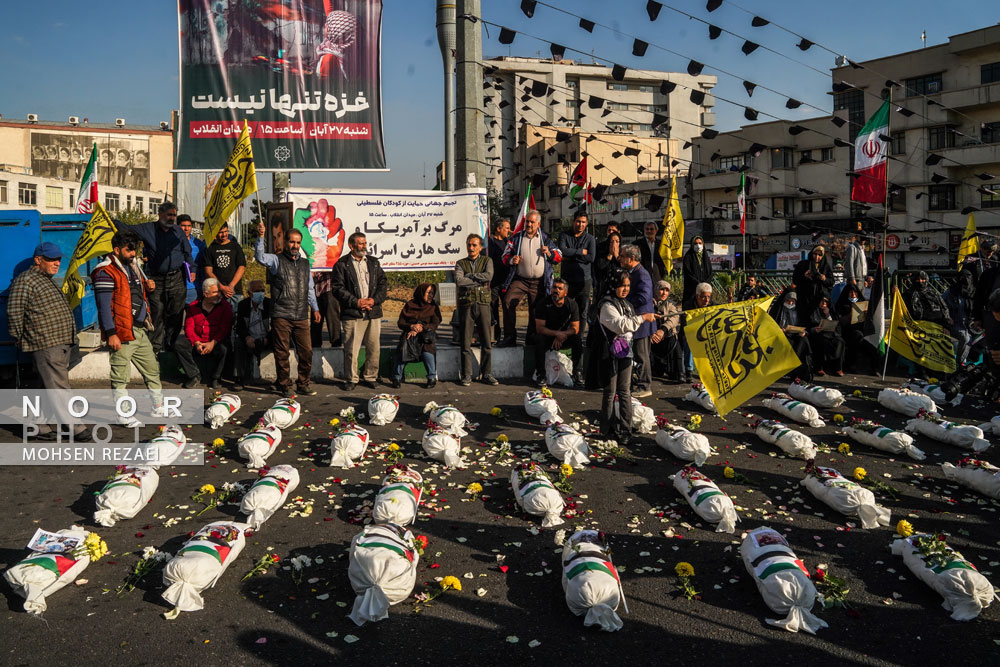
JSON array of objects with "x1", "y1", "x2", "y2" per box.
[
  {"x1": 436, "y1": 0, "x2": 456, "y2": 191},
  {"x1": 455, "y1": 0, "x2": 485, "y2": 191}
]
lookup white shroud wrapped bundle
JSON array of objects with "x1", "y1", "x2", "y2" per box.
[
  {"x1": 524, "y1": 391, "x2": 561, "y2": 425},
  {"x1": 904, "y1": 413, "x2": 991, "y2": 452},
  {"x1": 800, "y1": 466, "x2": 890, "y2": 529},
  {"x1": 162, "y1": 522, "x2": 247, "y2": 612},
  {"x1": 671, "y1": 467, "x2": 737, "y2": 533},
  {"x1": 902, "y1": 379, "x2": 963, "y2": 406},
  {"x1": 755, "y1": 420, "x2": 817, "y2": 460},
  {"x1": 148, "y1": 425, "x2": 188, "y2": 469},
  {"x1": 511, "y1": 464, "x2": 565, "y2": 528},
  {"x1": 240, "y1": 464, "x2": 300, "y2": 530},
  {"x1": 372, "y1": 467, "x2": 424, "y2": 526},
  {"x1": 940, "y1": 460, "x2": 1000, "y2": 499},
  {"x1": 262, "y1": 398, "x2": 301, "y2": 429},
  {"x1": 237, "y1": 425, "x2": 282, "y2": 468},
  {"x1": 878, "y1": 387, "x2": 938, "y2": 417},
  {"x1": 787, "y1": 380, "x2": 845, "y2": 408},
  {"x1": 980, "y1": 415, "x2": 1000, "y2": 436},
  {"x1": 94, "y1": 466, "x2": 159, "y2": 527},
  {"x1": 740, "y1": 527, "x2": 827, "y2": 634},
  {"x1": 421, "y1": 425, "x2": 466, "y2": 468},
  {"x1": 330, "y1": 424, "x2": 371, "y2": 468},
  {"x1": 422, "y1": 401, "x2": 469, "y2": 436},
  {"x1": 368, "y1": 394, "x2": 400, "y2": 425},
  {"x1": 561, "y1": 530, "x2": 624, "y2": 632},
  {"x1": 205, "y1": 393, "x2": 241, "y2": 429},
  {"x1": 843, "y1": 422, "x2": 925, "y2": 460},
  {"x1": 347, "y1": 523, "x2": 419, "y2": 626},
  {"x1": 890, "y1": 535, "x2": 997, "y2": 621},
  {"x1": 685, "y1": 385, "x2": 716, "y2": 412},
  {"x1": 544, "y1": 423, "x2": 590, "y2": 468},
  {"x1": 761, "y1": 393, "x2": 825, "y2": 428},
  {"x1": 655, "y1": 426, "x2": 711, "y2": 465},
  {"x1": 3, "y1": 526, "x2": 91, "y2": 614},
  {"x1": 613, "y1": 397, "x2": 656, "y2": 433}
]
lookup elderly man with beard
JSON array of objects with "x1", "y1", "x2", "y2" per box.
[
  {"x1": 499, "y1": 210, "x2": 562, "y2": 347},
  {"x1": 255, "y1": 222, "x2": 322, "y2": 397},
  {"x1": 173, "y1": 278, "x2": 234, "y2": 389}
]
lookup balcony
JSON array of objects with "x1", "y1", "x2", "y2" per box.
[
  {"x1": 936, "y1": 141, "x2": 1000, "y2": 167},
  {"x1": 938, "y1": 82, "x2": 1000, "y2": 110}
]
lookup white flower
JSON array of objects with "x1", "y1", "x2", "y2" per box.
[
  {"x1": 141, "y1": 546, "x2": 159, "y2": 560},
  {"x1": 290, "y1": 554, "x2": 313, "y2": 570},
  {"x1": 422, "y1": 401, "x2": 439, "y2": 414}
]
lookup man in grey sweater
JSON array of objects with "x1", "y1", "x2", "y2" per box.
[{"x1": 844, "y1": 234, "x2": 868, "y2": 288}]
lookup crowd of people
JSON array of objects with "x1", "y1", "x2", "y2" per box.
[{"x1": 5, "y1": 202, "x2": 1000, "y2": 445}]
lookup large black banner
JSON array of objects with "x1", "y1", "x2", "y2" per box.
[{"x1": 176, "y1": 0, "x2": 385, "y2": 172}]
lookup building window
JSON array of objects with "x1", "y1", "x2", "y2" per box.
[
  {"x1": 928, "y1": 126, "x2": 955, "y2": 150},
  {"x1": 69, "y1": 189, "x2": 75, "y2": 205},
  {"x1": 821, "y1": 198, "x2": 835, "y2": 213},
  {"x1": 890, "y1": 131, "x2": 905, "y2": 155},
  {"x1": 904, "y1": 72, "x2": 943, "y2": 97},
  {"x1": 565, "y1": 99, "x2": 578, "y2": 109},
  {"x1": 45, "y1": 186, "x2": 62, "y2": 209},
  {"x1": 607, "y1": 102, "x2": 629, "y2": 110},
  {"x1": 638, "y1": 84, "x2": 655, "y2": 93},
  {"x1": 567, "y1": 79, "x2": 578, "y2": 90},
  {"x1": 800, "y1": 199, "x2": 814, "y2": 214},
  {"x1": 982, "y1": 62, "x2": 1000, "y2": 85},
  {"x1": 126, "y1": 194, "x2": 132, "y2": 210},
  {"x1": 149, "y1": 198, "x2": 161, "y2": 214},
  {"x1": 800, "y1": 150, "x2": 813, "y2": 162},
  {"x1": 548, "y1": 184, "x2": 561, "y2": 199},
  {"x1": 821, "y1": 147, "x2": 834, "y2": 161},
  {"x1": 771, "y1": 147, "x2": 794, "y2": 169},
  {"x1": 718, "y1": 203, "x2": 739, "y2": 220},
  {"x1": 136, "y1": 196, "x2": 144, "y2": 210},
  {"x1": 18, "y1": 183, "x2": 37, "y2": 206},
  {"x1": 771, "y1": 197, "x2": 792, "y2": 217},
  {"x1": 928, "y1": 184, "x2": 956, "y2": 211},
  {"x1": 105, "y1": 192, "x2": 120, "y2": 212},
  {"x1": 717, "y1": 155, "x2": 743, "y2": 171},
  {"x1": 889, "y1": 187, "x2": 906, "y2": 212},
  {"x1": 833, "y1": 89, "x2": 865, "y2": 141},
  {"x1": 981, "y1": 184, "x2": 1000, "y2": 208},
  {"x1": 607, "y1": 122, "x2": 632, "y2": 132},
  {"x1": 982, "y1": 121, "x2": 1000, "y2": 144},
  {"x1": 0, "y1": 180, "x2": 7, "y2": 204},
  {"x1": 607, "y1": 82, "x2": 628, "y2": 91},
  {"x1": 635, "y1": 124, "x2": 652, "y2": 132}
]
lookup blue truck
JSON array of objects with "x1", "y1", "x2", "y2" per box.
[{"x1": 0, "y1": 210, "x2": 101, "y2": 366}]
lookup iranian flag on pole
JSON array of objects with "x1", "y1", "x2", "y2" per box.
[
  {"x1": 569, "y1": 157, "x2": 587, "y2": 202},
  {"x1": 737, "y1": 171, "x2": 747, "y2": 234},
  {"x1": 851, "y1": 100, "x2": 890, "y2": 204},
  {"x1": 512, "y1": 184, "x2": 532, "y2": 236},
  {"x1": 76, "y1": 143, "x2": 99, "y2": 213}
]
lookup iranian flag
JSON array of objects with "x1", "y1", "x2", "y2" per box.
[
  {"x1": 76, "y1": 143, "x2": 99, "y2": 213},
  {"x1": 512, "y1": 184, "x2": 533, "y2": 235},
  {"x1": 737, "y1": 171, "x2": 747, "y2": 234},
  {"x1": 569, "y1": 157, "x2": 587, "y2": 202},
  {"x1": 851, "y1": 100, "x2": 890, "y2": 203}
]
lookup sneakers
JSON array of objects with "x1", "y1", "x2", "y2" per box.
[
  {"x1": 118, "y1": 415, "x2": 144, "y2": 428},
  {"x1": 296, "y1": 385, "x2": 318, "y2": 396},
  {"x1": 281, "y1": 385, "x2": 295, "y2": 398},
  {"x1": 182, "y1": 376, "x2": 201, "y2": 389},
  {"x1": 344, "y1": 381, "x2": 357, "y2": 391},
  {"x1": 389, "y1": 378, "x2": 401, "y2": 389},
  {"x1": 633, "y1": 388, "x2": 653, "y2": 399},
  {"x1": 208, "y1": 378, "x2": 220, "y2": 389},
  {"x1": 426, "y1": 377, "x2": 437, "y2": 389},
  {"x1": 458, "y1": 377, "x2": 472, "y2": 386},
  {"x1": 480, "y1": 374, "x2": 499, "y2": 386}
]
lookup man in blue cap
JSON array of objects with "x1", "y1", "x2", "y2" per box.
[{"x1": 7, "y1": 242, "x2": 89, "y2": 441}]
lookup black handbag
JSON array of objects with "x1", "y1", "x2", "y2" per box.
[{"x1": 401, "y1": 335, "x2": 423, "y2": 363}]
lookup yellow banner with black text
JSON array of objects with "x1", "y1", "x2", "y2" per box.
[
  {"x1": 61, "y1": 201, "x2": 116, "y2": 309},
  {"x1": 887, "y1": 288, "x2": 956, "y2": 374}
]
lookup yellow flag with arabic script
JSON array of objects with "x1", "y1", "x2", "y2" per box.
[
  {"x1": 887, "y1": 287, "x2": 956, "y2": 373},
  {"x1": 957, "y1": 212, "x2": 979, "y2": 268},
  {"x1": 203, "y1": 119, "x2": 258, "y2": 243},
  {"x1": 61, "y1": 201, "x2": 116, "y2": 309},
  {"x1": 658, "y1": 176, "x2": 684, "y2": 274},
  {"x1": 683, "y1": 297, "x2": 800, "y2": 416}
]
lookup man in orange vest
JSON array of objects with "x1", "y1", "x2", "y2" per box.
[{"x1": 92, "y1": 230, "x2": 163, "y2": 427}]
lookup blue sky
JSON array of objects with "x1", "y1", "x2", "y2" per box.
[{"x1": 1, "y1": 1, "x2": 996, "y2": 197}]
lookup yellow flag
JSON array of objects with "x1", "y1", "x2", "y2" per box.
[
  {"x1": 887, "y1": 287, "x2": 956, "y2": 373},
  {"x1": 61, "y1": 201, "x2": 116, "y2": 309},
  {"x1": 203, "y1": 119, "x2": 258, "y2": 243},
  {"x1": 684, "y1": 297, "x2": 801, "y2": 416},
  {"x1": 658, "y1": 176, "x2": 684, "y2": 274},
  {"x1": 957, "y1": 212, "x2": 979, "y2": 268}
]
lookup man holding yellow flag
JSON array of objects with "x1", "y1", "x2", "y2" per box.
[
  {"x1": 61, "y1": 201, "x2": 117, "y2": 309},
  {"x1": 203, "y1": 119, "x2": 258, "y2": 244}
]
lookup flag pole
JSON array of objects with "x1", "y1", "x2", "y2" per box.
[{"x1": 879, "y1": 88, "x2": 893, "y2": 382}]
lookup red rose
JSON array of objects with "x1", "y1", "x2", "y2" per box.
[
  {"x1": 814, "y1": 568, "x2": 826, "y2": 581},
  {"x1": 415, "y1": 535, "x2": 429, "y2": 549},
  {"x1": 271, "y1": 554, "x2": 280, "y2": 562}
]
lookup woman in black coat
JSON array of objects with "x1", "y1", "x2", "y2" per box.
[
  {"x1": 792, "y1": 246, "x2": 834, "y2": 316},
  {"x1": 681, "y1": 235, "x2": 713, "y2": 309},
  {"x1": 808, "y1": 295, "x2": 845, "y2": 376}
]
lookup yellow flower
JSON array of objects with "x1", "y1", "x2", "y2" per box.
[
  {"x1": 559, "y1": 464, "x2": 574, "y2": 477},
  {"x1": 388, "y1": 443, "x2": 400, "y2": 452},
  {"x1": 199, "y1": 484, "x2": 216, "y2": 495},
  {"x1": 896, "y1": 519, "x2": 914, "y2": 538},
  {"x1": 690, "y1": 415, "x2": 702, "y2": 425},
  {"x1": 928, "y1": 377, "x2": 938, "y2": 385},
  {"x1": 82, "y1": 532, "x2": 108, "y2": 561},
  {"x1": 440, "y1": 576, "x2": 462, "y2": 591},
  {"x1": 467, "y1": 482, "x2": 483, "y2": 495},
  {"x1": 329, "y1": 418, "x2": 339, "y2": 426},
  {"x1": 497, "y1": 434, "x2": 509, "y2": 444},
  {"x1": 853, "y1": 467, "x2": 867, "y2": 481},
  {"x1": 541, "y1": 387, "x2": 553, "y2": 398},
  {"x1": 837, "y1": 443, "x2": 851, "y2": 455},
  {"x1": 490, "y1": 407, "x2": 502, "y2": 417},
  {"x1": 852, "y1": 390, "x2": 863, "y2": 398},
  {"x1": 675, "y1": 562, "x2": 695, "y2": 577},
  {"x1": 212, "y1": 437, "x2": 225, "y2": 448},
  {"x1": 723, "y1": 466, "x2": 735, "y2": 479},
  {"x1": 833, "y1": 414, "x2": 844, "y2": 424}
]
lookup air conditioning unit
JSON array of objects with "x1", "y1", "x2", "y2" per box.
[
  {"x1": 68, "y1": 116, "x2": 79, "y2": 126},
  {"x1": 159, "y1": 121, "x2": 169, "y2": 131},
  {"x1": 27, "y1": 113, "x2": 39, "y2": 123},
  {"x1": 115, "y1": 118, "x2": 126, "y2": 127}
]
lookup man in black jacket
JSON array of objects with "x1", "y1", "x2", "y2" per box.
[
  {"x1": 638, "y1": 221, "x2": 666, "y2": 284},
  {"x1": 331, "y1": 232, "x2": 388, "y2": 390},
  {"x1": 681, "y1": 236, "x2": 712, "y2": 309},
  {"x1": 232, "y1": 280, "x2": 271, "y2": 391}
]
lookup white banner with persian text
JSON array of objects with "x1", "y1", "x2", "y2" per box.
[{"x1": 284, "y1": 188, "x2": 488, "y2": 271}]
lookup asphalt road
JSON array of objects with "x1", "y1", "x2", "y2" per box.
[{"x1": 0, "y1": 373, "x2": 998, "y2": 666}]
